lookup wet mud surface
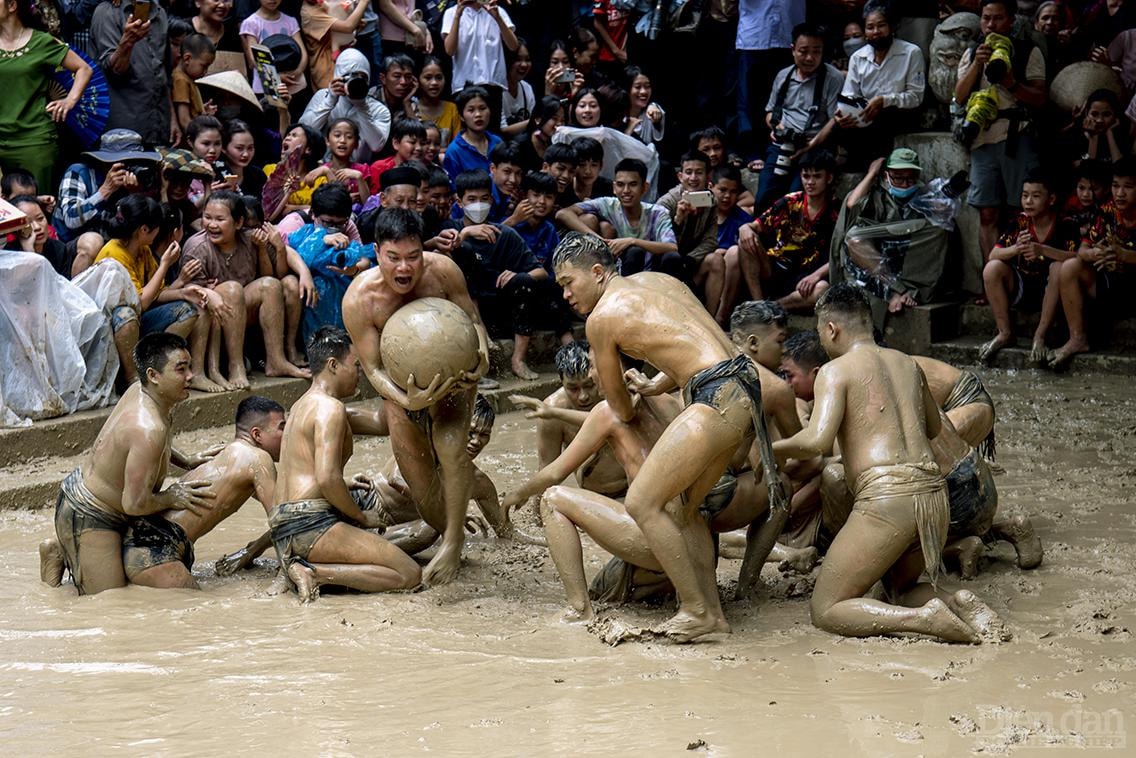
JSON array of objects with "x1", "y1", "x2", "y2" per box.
[{"x1": 1, "y1": 370, "x2": 1133, "y2": 754}]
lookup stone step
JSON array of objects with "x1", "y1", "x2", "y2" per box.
[
  {"x1": 926, "y1": 335, "x2": 1136, "y2": 375},
  {"x1": 957, "y1": 303, "x2": 1136, "y2": 349},
  {"x1": 0, "y1": 369, "x2": 563, "y2": 512}
]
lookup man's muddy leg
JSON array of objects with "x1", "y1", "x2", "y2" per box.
[
  {"x1": 990, "y1": 514, "x2": 1043, "y2": 569},
  {"x1": 810, "y1": 505, "x2": 978, "y2": 643},
  {"x1": 943, "y1": 535, "x2": 985, "y2": 579},
  {"x1": 540, "y1": 487, "x2": 596, "y2": 621},
  {"x1": 128, "y1": 562, "x2": 200, "y2": 589},
  {"x1": 623, "y1": 406, "x2": 740, "y2": 642},
  {"x1": 306, "y1": 523, "x2": 422, "y2": 593},
  {"x1": 113, "y1": 317, "x2": 140, "y2": 384},
  {"x1": 944, "y1": 404, "x2": 995, "y2": 452},
  {"x1": 421, "y1": 393, "x2": 475, "y2": 585},
  {"x1": 383, "y1": 520, "x2": 441, "y2": 555},
  {"x1": 74, "y1": 531, "x2": 127, "y2": 595}
]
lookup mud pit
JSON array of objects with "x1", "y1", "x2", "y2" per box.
[{"x1": 1, "y1": 370, "x2": 1133, "y2": 754}]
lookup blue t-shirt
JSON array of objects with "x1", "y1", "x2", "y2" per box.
[
  {"x1": 514, "y1": 219, "x2": 560, "y2": 273},
  {"x1": 443, "y1": 131, "x2": 504, "y2": 182},
  {"x1": 717, "y1": 205, "x2": 754, "y2": 249}
]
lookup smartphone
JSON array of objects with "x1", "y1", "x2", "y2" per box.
[
  {"x1": 555, "y1": 68, "x2": 576, "y2": 84},
  {"x1": 133, "y1": 0, "x2": 151, "y2": 22},
  {"x1": 685, "y1": 190, "x2": 713, "y2": 208}
]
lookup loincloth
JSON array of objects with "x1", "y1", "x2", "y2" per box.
[
  {"x1": 268, "y1": 491, "x2": 375, "y2": 565},
  {"x1": 945, "y1": 448, "x2": 998, "y2": 540},
  {"x1": 122, "y1": 516, "x2": 195, "y2": 577},
  {"x1": 588, "y1": 556, "x2": 675, "y2": 605},
  {"x1": 682, "y1": 355, "x2": 764, "y2": 436},
  {"x1": 943, "y1": 370, "x2": 997, "y2": 460},
  {"x1": 53, "y1": 468, "x2": 129, "y2": 595},
  {"x1": 699, "y1": 471, "x2": 738, "y2": 521},
  {"x1": 853, "y1": 462, "x2": 949, "y2": 588}
]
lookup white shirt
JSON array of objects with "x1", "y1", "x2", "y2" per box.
[
  {"x1": 841, "y1": 38, "x2": 925, "y2": 111},
  {"x1": 441, "y1": 5, "x2": 515, "y2": 91},
  {"x1": 501, "y1": 79, "x2": 535, "y2": 128}
]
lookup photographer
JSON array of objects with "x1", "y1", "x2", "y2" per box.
[
  {"x1": 955, "y1": 0, "x2": 1047, "y2": 264},
  {"x1": 300, "y1": 49, "x2": 393, "y2": 162},
  {"x1": 756, "y1": 22, "x2": 844, "y2": 214},
  {"x1": 53, "y1": 130, "x2": 163, "y2": 245}
]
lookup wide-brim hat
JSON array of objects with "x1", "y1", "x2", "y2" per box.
[
  {"x1": 197, "y1": 71, "x2": 264, "y2": 111},
  {"x1": 82, "y1": 128, "x2": 161, "y2": 164}
]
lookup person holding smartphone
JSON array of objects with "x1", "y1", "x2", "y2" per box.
[{"x1": 656, "y1": 150, "x2": 719, "y2": 288}]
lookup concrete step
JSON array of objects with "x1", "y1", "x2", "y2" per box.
[
  {"x1": 790, "y1": 301, "x2": 961, "y2": 355},
  {"x1": 957, "y1": 302, "x2": 1136, "y2": 349},
  {"x1": 0, "y1": 368, "x2": 563, "y2": 511},
  {"x1": 926, "y1": 335, "x2": 1136, "y2": 375}
]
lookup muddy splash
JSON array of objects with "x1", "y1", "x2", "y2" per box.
[{"x1": 0, "y1": 369, "x2": 1133, "y2": 754}]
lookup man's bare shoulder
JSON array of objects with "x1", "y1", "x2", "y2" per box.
[{"x1": 543, "y1": 387, "x2": 572, "y2": 408}]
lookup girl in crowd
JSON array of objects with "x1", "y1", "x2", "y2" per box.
[
  {"x1": 305, "y1": 118, "x2": 371, "y2": 207},
  {"x1": 443, "y1": 86, "x2": 503, "y2": 178},
  {"x1": 571, "y1": 87, "x2": 604, "y2": 128},
  {"x1": 543, "y1": 39, "x2": 583, "y2": 99},
  {"x1": 186, "y1": 115, "x2": 228, "y2": 206},
  {"x1": 514, "y1": 94, "x2": 565, "y2": 171},
  {"x1": 414, "y1": 55, "x2": 462, "y2": 149},
  {"x1": 421, "y1": 123, "x2": 443, "y2": 164},
  {"x1": 624, "y1": 66, "x2": 664, "y2": 146},
  {"x1": 11, "y1": 195, "x2": 73, "y2": 277},
  {"x1": 501, "y1": 37, "x2": 536, "y2": 138},
  {"x1": 263, "y1": 123, "x2": 327, "y2": 221},
  {"x1": 222, "y1": 119, "x2": 267, "y2": 198}
]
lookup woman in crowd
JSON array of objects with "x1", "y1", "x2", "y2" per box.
[
  {"x1": 501, "y1": 37, "x2": 536, "y2": 138},
  {"x1": 222, "y1": 119, "x2": 267, "y2": 198}
]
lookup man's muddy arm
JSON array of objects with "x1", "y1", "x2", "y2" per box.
[
  {"x1": 347, "y1": 404, "x2": 389, "y2": 436},
  {"x1": 315, "y1": 408, "x2": 368, "y2": 523},
  {"x1": 214, "y1": 530, "x2": 273, "y2": 575},
  {"x1": 591, "y1": 320, "x2": 636, "y2": 422},
  {"x1": 123, "y1": 430, "x2": 213, "y2": 516},
  {"x1": 504, "y1": 408, "x2": 612, "y2": 508},
  {"x1": 773, "y1": 368, "x2": 843, "y2": 462},
  {"x1": 342, "y1": 300, "x2": 415, "y2": 407},
  {"x1": 920, "y1": 370, "x2": 942, "y2": 440}
]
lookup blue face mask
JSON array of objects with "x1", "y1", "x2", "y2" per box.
[{"x1": 887, "y1": 181, "x2": 918, "y2": 200}]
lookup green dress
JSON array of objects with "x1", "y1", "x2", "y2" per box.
[{"x1": 0, "y1": 30, "x2": 69, "y2": 188}]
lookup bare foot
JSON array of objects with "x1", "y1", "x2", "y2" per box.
[
  {"x1": 978, "y1": 332, "x2": 1014, "y2": 364},
  {"x1": 1048, "y1": 338, "x2": 1089, "y2": 369},
  {"x1": 511, "y1": 359, "x2": 539, "y2": 381},
  {"x1": 561, "y1": 604, "x2": 596, "y2": 624},
  {"x1": 208, "y1": 369, "x2": 237, "y2": 391},
  {"x1": 286, "y1": 348, "x2": 308, "y2": 368},
  {"x1": 265, "y1": 570, "x2": 291, "y2": 596},
  {"x1": 422, "y1": 541, "x2": 461, "y2": 585},
  {"x1": 777, "y1": 546, "x2": 819, "y2": 574},
  {"x1": 39, "y1": 538, "x2": 64, "y2": 587},
  {"x1": 994, "y1": 514, "x2": 1043, "y2": 569},
  {"x1": 919, "y1": 597, "x2": 980, "y2": 644},
  {"x1": 228, "y1": 365, "x2": 251, "y2": 390},
  {"x1": 653, "y1": 609, "x2": 732, "y2": 643},
  {"x1": 949, "y1": 589, "x2": 1011, "y2": 643},
  {"x1": 888, "y1": 292, "x2": 916, "y2": 314},
  {"x1": 1028, "y1": 340, "x2": 1049, "y2": 366},
  {"x1": 286, "y1": 561, "x2": 320, "y2": 603},
  {"x1": 214, "y1": 548, "x2": 251, "y2": 577},
  {"x1": 265, "y1": 359, "x2": 311, "y2": 379},
  {"x1": 954, "y1": 535, "x2": 985, "y2": 580},
  {"x1": 188, "y1": 375, "x2": 227, "y2": 394}
]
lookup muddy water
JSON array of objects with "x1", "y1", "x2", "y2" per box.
[{"x1": 1, "y1": 370, "x2": 1134, "y2": 755}]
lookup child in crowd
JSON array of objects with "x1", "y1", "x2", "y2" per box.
[
  {"x1": 713, "y1": 165, "x2": 753, "y2": 250},
  {"x1": 570, "y1": 136, "x2": 612, "y2": 201},
  {"x1": 306, "y1": 118, "x2": 370, "y2": 207},
  {"x1": 239, "y1": 0, "x2": 308, "y2": 98},
  {"x1": 1051, "y1": 156, "x2": 1136, "y2": 368},
  {"x1": 301, "y1": 0, "x2": 373, "y2": 89},
  {"x1": 980, "y1": 169, "x2": 1080, "y2": 365},
  {"x1": 263, "y1": 123, "x2": 328, "y2": 220},
  {"x1": 443, "y1": 87, "x2": 503, "y2": 180},
  {"x1": 484, "y1": 141, "x2": 525, "y2": 222},
  {"x1": 557, "y1": 157, "x2": 678, "y2": 277},
  {"x1": 11, "y1": 195, "x2": 73, "y2": 278},
  {"x1": 414, "y1": 56, "x2": 462, "y2": 149},
  {"x1": 451, "y1": 169, "x2": 570, "y2": 380},
  {"x1": 185, "y1": 116, "x2": 226, "y2": 207},
  {"x1": 507, "y1": 170, "x2": 560, "y2": 271},
  {"x1": 691, "y1": 125, "x2": 754, "y2": 211},
  {"x1": 159, "y1": 147, "x2": 215, "y2": 236},
  {"x1": 1064, "y1": 160, "x2": 1108, "y2": 239},
  {"x1": 658, "y1": 149, "x2": 718, "y2": 285},
  {"x1": 540, "y1": 143, "x2": 578, "y2": 209},
  {"x1": 172, "y1": 34, "x2": 218, "y2": 133},
  {"x1": 422, "y1": 123, "x2": 443, "y2": 164},
  {"x1": 699, "y1": 165, "x2": 752, "y2": 327},
  {"x1": 369, "y1": 117, "x2": 427, "y2": 185},
  {"x1": 1059, "y1": 89, "x2": 1129, "y2": 171},
  {"x1": 423, "y1": 165, "x2": 453, "y2": 219}
]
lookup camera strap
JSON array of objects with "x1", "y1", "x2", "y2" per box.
[{"x1": 770, "y1": 63, "x2": 828, "y2": 136}]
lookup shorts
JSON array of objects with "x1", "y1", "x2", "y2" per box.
[
  {"x1": 945, "y1": 449, "x2": 998, "y2": 539},
  {"x1": 122, "y1": 515, "x2": 195, "y2": 577},
  {"x1": 110, "y1": 299, "x2": 196, "y2": 335},
  {"x1": 699, "y1": 472, "x2": 738, "y2": 521},
  {"x1": 763, "y1": 260, "x2": 818, "y2": 300},
  {"x1": 1096, "y1": 269, "x2": 1136, "y2": 314},
  {"x1": 1010, "y1": 268, "x2": 1046, "y2": 311},
  {"x1": 968, "y1": 133, "x2": 1039, "y2": 209},
  {"x1": 268, "y1": 490, "x2": 376, "y2": 565},
  {"x1": 53, "y1": 468, "x2": 130, "y2": 594}
]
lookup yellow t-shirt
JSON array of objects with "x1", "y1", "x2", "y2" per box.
[
  {"x1": 418, "y1": 100, "x2": 461, "y2": 147},
  {"x1": 95, "y1": 239, "x2": 159, "y2": 298},
  {"x1": 263, "y1": 163, "x2": 327, "y2": 206}
]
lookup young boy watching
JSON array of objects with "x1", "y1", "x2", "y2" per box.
[
  {"x1": 570, "y1": 136, "x2": 612, "y2": 201},
  {"x1": 1051, "y1": 156, "x2": 1136, "y2": 367},
  {"x1": 369, "y1": 117, "x2": 427, "y2": 188},
  {"x1": 541, "y1": 143, "x2": 579, "y2": 208},
  {"x1": 737, "y1": 149, "x2": 837, "y2": 312},
  {"x1": 658, "y1": 149, "x2": 719, "y2": 285},
  {"x1": 556, "y1": 157, "x2": 678, "y2": 277},
  {"x1": 699, "y1": 164, "x2": 754, "y2": 326},
  {"x1": 980, "y1": 169, "x2": 1080, "y2": 365},
  {"x1": 452, "y1": 169, "x2": 572, "y2": 380},
  {"x1": 172, "y1": 33, "x2": 218, "y2": 133}
]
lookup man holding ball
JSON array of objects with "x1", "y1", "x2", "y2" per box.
[{"x1": 343, "y1": 208, "x2": 491, "y2": 585}]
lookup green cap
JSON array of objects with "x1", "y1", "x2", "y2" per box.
[{"x1": 886, "y1": 147, "x2": 922, "y2": 173}]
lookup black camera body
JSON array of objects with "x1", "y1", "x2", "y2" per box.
[{"x1": 345, "y1": 71, "x2": 370, "y2": 99}]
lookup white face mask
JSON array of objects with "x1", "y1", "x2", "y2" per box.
[{"x1": 464, "y1": 201, "x2": 491, "y2": 224}]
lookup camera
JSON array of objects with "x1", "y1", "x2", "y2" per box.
[
  {"x1": 345, "y1": 71, "x2": 369, "y2": 100},
  {"x1": 772, "y1": 126, "x2": 804, "y2": 177},
  {"x1": 127, "y1": 163, "x2": 159, "y2": 189}
]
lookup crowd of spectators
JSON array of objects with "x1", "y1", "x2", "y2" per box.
[{"x1": 3, "y1": 0, "x2": 1136, "y2": 420}]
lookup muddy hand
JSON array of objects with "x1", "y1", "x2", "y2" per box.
[
  {"x1": 168, "y1": 480, "x2": 215, "y2": 515},
  {"x1": 214, "y1": 547, "x2": 251, "y2": 576},
  {"x1": 508, "y1": 394, "x2": 548, "y2": 419}
]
